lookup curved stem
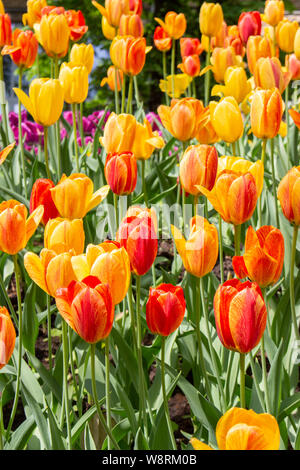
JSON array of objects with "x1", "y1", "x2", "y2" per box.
[
  {"x1": 260, "y1": 333, "x2": 271, "y2": 413},
  {"x1": 90, "y1": 343, "x2": 120, "y2": 449},
  {"x1": 290, "y1": 225, "x2": 300, "y2": 341},
  {"x1": 204, "y1": 40, "x2": 211, "y2": 106},
  {"x1": 126, "y1": 75, "x2": 133, "y2": 114},
  {"x1": 161, "y1": 336, "x2": 176, "y2": 449},
  {"x1": 219, "y1": 215, "x2": 224, "y2": 284},
  {"x1": 61, "y1": 320, "x2": 72, "y2": 450},
  {"x1": 72, "y1": 103, "x2": 80, "y2": 172},
  {"x1": 105, "y1": 338, "x2": 112, "y2": 450},
  {"x1": 239, "y1": 353, "x2": 246, "y2": 408},
  {"x1": 133, "y1": 76, "x2": 140, "y2": 109},
  {"x1": 43, "y1": 127, "x2": 51, "y2": 180},
  {"x1": 18, "y1": 68, "x2": 27, "y2": 199},
  {"x1": 0, "y1": 269, "x2": 17, "y2": 326}
]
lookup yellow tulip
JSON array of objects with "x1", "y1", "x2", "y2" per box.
[
  {"x1": 294, "y1": 28, "x2": 300, "y2": 61},
  {"x1": 199, "y1": 2, "x2": 224, "y2": 38},
  {"x1": 69, "y1": 43, "x2": 94, "y2": 74},
  {"x1": 35, "y1": 12, "x2": 70, "y2": 58},
  {"x1": 101, "y1": 15, "x2": 117, "y2": 40},
  {"x1": 44, "y1": 218, "x2": 85, "y2": 255},
  {"x1": 59, "y1": 62, "x2": 89, "y2": 104},
  {"x1": 92, "y1": 0, "x2": 130, "y2": 28},
  {"x1": 211, "y1": 46, "x2": 243, "y2": 84},
  {"x1": 209, "y1": 97, "x2": 243, "y2": 143},
  {"x1": 212, "y1": 66, "x2": 252, "y2": 104},
  {"x1": 276, "y1": 19, "x2": 298, "y2": 54},
  {"x1": 159, "y1": 73, "x2": 192, "y2": 99},
  {"x1": 262, "y1": 1, "x2": 284, "y2": 27},
  {"x1": 13, "y1": 78, "x2": 64, "y2": 128},
  {"x1": 132, "y1": 119, "x2": 164, "y2": 160},
  {"x1": 22, "y1": 0, "x2": 47, "y2": 29}
]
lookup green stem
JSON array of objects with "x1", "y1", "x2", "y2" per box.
[
  {"x1": 133, "y1": 76, "x2": 140, "y2": 109},
  {"x1": 68, "y1": 325, "x2": 80, "y2": 416},
  {"x1": 6, "y1": 255, "x2": 23, "y2": 438},
  {"x1": 0, "y1": 395, "x2": 3, "y2": 450},
  {"x1": 121, "y1": 74, "x2": 126, "y2": 114},
  {"x1": 54, "y1": 57, "x2": 62, "y2": 179},
  {"x1": 72, "y1": 103, "x2": 80, "y2": 172},
  {"x1": 126, "y1": 75, "x2": 133, "y2": 114},
  {"x1": 18, "y1": 68, "x2": 28, "y2": 199},
  {"x1": 193, "y1": 196, "x2": 198, "y2": 218},
  {"x1": 290, "y1": 225, "x2": 300, "y2": 341},
  {"x1": 62, "y1": 320, "x2": 72, "y2": 450},
  {"x1": 141, "y1": 160, "x2": 148, "y2": 208},
  {"x1": 270, "y1": 138, "x2": 280, "y2": 229},
  {"x1": 231, "y1": 142, "x2": 236, "y2": 156},
  {"x1": 79, "y1": 102, "x2": 85, "y2": 149},
  {"x1": 258, "y1": 139, "x2": 267, "y2": 227},
  {"x1": 161, "y1": 336, "x2": 176, "y2": 449},
  {"x1": 105, "y1": 337, "x2": 112, "y2": 450},
  {"x1": 113, "y1": 193, "x2": 119, "y2": 230},
  {"x1": 90, "y1": 343, "x2": 120, "y2": 449},
  {"x1": 219, "y1": 215, "x2": 224, "y2": 284},
  {"x1": 128, "y1": 279, "x2": 137, "y2": 357},
  {"x1": 114, "y1": 67, "x2": 120, "y2": 114},
  {"x1": 43, "y1": 127, "x2": 51, "y2": 180},
  {"x1": 192, "y1": 79, "x2": 197, "y2": 99},
  {"x1": 47, "y1": 295, "x2": 52, "y2": 374},
  {"x1": 260, "y1": 333, "x2": 271, "y2": 413},
  {"x1": 162, "y1": 51, "x2": 169, "y2": 105},
  {"x1": 249, "y1": 352, "x2": 266, "y2": 412},
  {"x1": 200, "y1": 277, "x2": 226, "y2": 412},
  {"x1": 0, "y1": 54, "x2": 9, "y2": 144},
  {"x1": 234, "y1": 224, "x2": 241, "y2": 257},
  {"x1": 239, "y1": 353, "x2": 246, "y2": 408},
  {"x1": 204, "y1": 40, "x2": 211, "y2": 106},
  {"x1": 171, "y1": 40, "x2": 176, "y2": 98},
  {"x1": 0, "y1": 269, "x2": 17, "y2": 326}
]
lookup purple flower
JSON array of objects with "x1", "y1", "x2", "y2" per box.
[{"x1": 146, "y1": 112, "x2": 162, "y2": 131}]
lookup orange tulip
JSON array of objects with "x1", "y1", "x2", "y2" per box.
[
  {"x1": 64, "y1": 9, "x2": 88, "y2": 42},
  {"x1": 197, "y1": 170, "x2": 258, "y2": 225},
  {"x1": 179, "y1": 144, "x2": 218, "y2": 196},
  {"x1": 153, "y1": 26, "x2": 172, "y2": 52},
  {"x1": 101, "y1": 65, "x2": 123, "y2": 92},
  {"x1": 105, "y1": 151, "x2": 137, "y2": 195},
  {"x1": 217, "y1": 156, "x2": 264, "y2": 197},
  {"x1": 191, "y1": 407, "x2": 280, "y2": 450},
  {"x1": 246, "y1": 36, "x2": 272, "y2": 75},
  {"x1": 178, "y1": 55, "x2": 201, "y2": 77},
  {"x1": 0, "y1": 13, "x2": 12, "y2": 49},
  {"x1": 0, "y1": 306, "x2": 16, "y2": 370},
  {"x1": 110, "y1": 35, "x2": 146, "y2": 76},
  {"x1": 1, "y1": 29, "x2": 38, "y2": 68},
  {"x1": 56, "y1": 276, "x2": 114, "y2": 344},
  {"x1": 50, "y1": 174, "x2": 109, "y2": 220},
  {"x1": 254, "y1": 57, "x2": 290, "y2": 94},
  {"x1": 289, "y1": 108, "x2": 300, "y2": 129},
  {"x1": 199, "y1": 2, "x2": 223, "y2": 38},
  {"x1": 71, "y1": 242, "x2": 130, "y2": 305},
  {"x1": 123, "y1": 205, "x2": 158, "y2": 232},
  {"x1": 250, "y1": 88, "x2": 283, "y2": 139},
  {"x1": 155, "y1": 11, "x2": 186, "y2": 40},
  {"x1": 24, "y1": 249, "x2": 77, "y2": 297},
  {"x1": 232, "y1": 226, "x2": 284, "y2": 288},
  {"x1": 180, "y1": 38, "x2": 203, "y2": 58},
  {"x1": 225, "y1": 28, "x2": 245, "y2": 57},
  {"x1": 277, "y1": 166, "x2": 300, "y2": 226},
  {"x1": 171, "y1": 216, "x2": 218, "y2": 278},
  {"x1": 287, "y1": 54, "x2": 300, "y2": 80},
  {"x1": 119, "y1": 13, "x2": 144, "y2": 37},
  {"x1": 23, "y1": 0, "x2": 47, "y2": 29},
  {"x1": 263, "y1": 0, "x2": 284, "y2": 27},
  {"x1": 30, "y1": 178, "x2": 60, "y2": 225},
  {"x1": 211, "y1": 46, "x2": 243, "y2": 83},
  {"x1": 214, "y1": 279, "x2": 267, "y2": 354},
  {"x1": 195, "y1": 114, "x2": 220, "y2": 145},
  {"x1": 92, "y1": 0, "x2": 130, "y2": 28},
  {"x1": 0, "y1": 200, "x2": 43, "y2": 255},
  {"x1": 158, "y1": 98, "x2": 207, "y2": 142},
  {"x1": 44, "y1": 218, "x2": 85, "y2": 255},
  {"x1": 211, "y1": 21, "x2": 228, "y2": 49}
]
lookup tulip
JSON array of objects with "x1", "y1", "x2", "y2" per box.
[
  {"x1": 1, "y1": 29, "x2": 38, "y2": 68},
  {"x1": 70, "y1": 43, "x2": 94, "y2": 74},
  {"x1": 0, "y1": 13, "x2": 12, "y2": 49},
  {"x1": 171, "y1": 215, "x2": 218, "y2": 278},
  {"x1": 101, "y1": 65, "x2": 123, "y2": 92},
  {"x1": 110, "y1": 35, "x2": 146, "y2": 76},
  {"x1": 232, "y1": 225, "x2": 284, "y2": 288},
  {"x1": 217, "y1": 156, "x2": 264, "y2": 197},
  {"x1": 101, "y1": 16, "x2": 116, "y2": 40},
  {"x1": 180, "y1": 38, "x2": 203, "y2": 58},
  {"x1": 59, "y1": 62, "x2": 89, "y2": 104},
  {"x1": 211, "y1": 21, "x2": 228, "y2": 49},
  {"x1": 294, "y1": 29, "x2": 300, "y2": 61},
  {"x1": 55, "y1": 276, "x2": 114, "y2": 344},
  {"x1": 116, "y1": 213, "x2": 157, "y2": 276},
  {"x1": 277, "y1": 166, "x2": 300, "y2": 225},
  {"x1": 214, "y1": 279, "x2": 267, "y2": 354},
  {"x1": 158, "y1": 98, "x2": 206, "y2": 142},
  {"x1": 246, "y1": 36, "x2": 272, "y2": 75},
  {"x1": 23, "y1": 0, "x2": 47, "y2": 28},
  {"x1": 191, "y1": 407, "x2": 280, "y2": 450},
  {"x1": 0, "y1": 199, "x2": 43, "y2": 255},
  {"x1": 289, "y1": 108, "x2": 300, "y2": 129},
  {"x1": 179, "y1": 55, "x2": 201, "y2": 77},
  {"x1": 0, "y1": 306, "x2": 16, "y2": 370},
  {"x1": 211, "y1": 66, "x2": 252, "y2": 104},
  {"x1": 209, "y1": 96, "x2": 243, "y2": 143},
  {"x1": 250, "y1": 88, "x2": 283, "y2": 139},
  {"x1": 64, "y1": 9, "x2": 88, "y2": 42},
  {"x1": 276, "y1": 19, "x2": 298, "y2": 54},
  {"x1": 153, "y1": 26, "x2": 172, "y2": 52},
  {"x1": 50, "y1": 173, "x2": 109, "y2": 220},
  {"x1": 44, "y1": 217, "x2": 85, "y2": 255},
  {"x1": 24, "y1": 249, "x2": 77, "y2": 297},
  {"x1": 119, "y1": 14, "x2": 144, "y2": 37},
  {"x1": 36, "y1": 10, "x2": 70, "y2": 58},
  {"x1": 30, "y1": 178, "x2": 60, "y2": 225},
  {"x1": 225, "y1": 29, "x2": 245, "y2": 57},
  {"x1": 92, "y1": 0, "x2": 130, "y2": 28},
  {"x1": 159, "y1": 73, "x2": 192, "y2": 99},
  {"x1": 13, "y1": 78, "x2": 64, "y2": 128},
  {"x1": 131, "y1": 118, "x2": 165, "y2": 160},
  {"x1": 129, "y1": 0, "x2": 142, "y2": 15},
  {"x1": 155, "y1": 11, "x2": 187, "y2": 40},
  {"x1": 199, "y1": 2, "x2": 223, "y2": 38},
  {"x1": 211, "y1": 46, "x2": 243, "y2": 83},
  {"x1": 146, "y1": 284, "x2": 186, "y2": 336},
  {"x1": 195, "y1": 115, "x2": 220, "y2": 145},
  {"x1": 71, "y1": 242, "x2": 130, "y2": 305},
  {"x1": 238, "y1": 11, "x2": 261, "y2": 44},
  {"x1": 263, "y1": 0, "x2": 284, "y2": 26},
  {"x1": 0, "y1": 1, "x2": 3, "y2": 14},
  {"x1": 105, "y1": 151, "x2": 137, "y2": 195},
  {"x1": 179, "y1": 144, "x2": 218, "y2": 196},
  {"x1": 197, "y1": 170, "x2": 258, "y2": 225},
  {"x1": 124, "y1": 205, "x2": 158, "y2": 232},
  {"x1": 287, "y1": 54, "x2": 300, "y2": 80}
]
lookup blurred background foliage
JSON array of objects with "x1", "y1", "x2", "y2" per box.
[{"x1": 28, "y1": 0, "x2": 295, "y2": 113}]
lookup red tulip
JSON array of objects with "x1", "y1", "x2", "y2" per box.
[
  {"x1": 30, "y1": 178, "x2": 59, "y2": 225},
  {"x1": 238, "y1": 11, "x2": 261, "y2": 44},
  {"x1": 105, "y1": 152, "x2": 137, "y2": 195}
]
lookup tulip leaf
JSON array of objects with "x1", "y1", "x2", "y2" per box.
[
  {"x1": 4, "y1": 416, "x2": 36, "y2": 450},
  {"x1": 22, "y1": 282, "x2": 38, "y2": 355},
  {"x1": 84, "y1": 422, "x2": 97, "y2": 450},
  {"x1": 134, "y1": 427, "x2": 150, "y2": 450},
  {"x1": 277, "y1": 392, "x2": 300, "y2": 423},
  {"x1": 21, "y1": 384, "x2": 51, "y2": 450},
  {"x1": 26, "y1": 352, "x2": 62, "y2": 402},
  {"x1": 45, "y1": 397, "x2": 66, "y2": 450},
  {"x1": 268, "y1": 339, "x2": 284, "y2": 417}
]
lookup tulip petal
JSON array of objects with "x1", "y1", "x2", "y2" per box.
[
  {"x1": 232, "y1": 255, "x2": 248, "y2": 280},
  {"x1": 225, "y1": 423, "x2": 268, "y2": 450},
  {"x1": 86, "y1": 185, "x2": 110, "y2": 213},
  {"x1": 190, "y1": 438, "x2": 214, "y2": 451},
  {"x1": 25, "y1": 205, "x2": 44, "y2": 244},
  {"x1": 24, "y1": 251, "x2": 51, "y2": 295},
  {"x1": 71, "y1": 254, "x2": 90, "y2": 281},
  {"x1": 13, "y1": 87, "x2": 34, "y2": 119},
  {"x1": 0, "y1": 142, "x2": 15, "y2": 165}
]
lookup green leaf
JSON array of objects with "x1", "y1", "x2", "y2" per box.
[
  {"x1": 22, "y1": 282, "x2": 38, "y2": 355},
  {"x1": 277, "y1": 392, "x2": 300, "y2": 423},
  {"x1": 268, "y1": 339, "x2": 284, "y2": 417},
  {"x1": 134, "y1": 427, "x2": 150, "y2": 450},
  {"x1": 4, "y1": 416, "x2": 35, "y2": 450},
  {"x1": 45, "y1": 397, "x2": 66, "y2": 450},
  {"x1": 27, "y1": 352, "x2": 62, "y2": 402},
  {"x1": 21, "y1": 385, "x2": 51, "y2": 450},
  {"x1": 84, "y1": 422, "x2": 97, "y2": 450}
]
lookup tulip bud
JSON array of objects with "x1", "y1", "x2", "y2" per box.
[
  {"x1": 211, "y1": 46, "x2": 243, "y2": 83},
  {"x1": 146, "y1": 284, "x2": 186, "y2": 336},
  {"x1": 2, "y1": 29, "x2": 38, "y2": 69},
  {"x1": 119, "y1": 13, "x2": 144, "y2": 37},
  {"x1": 263, "y1": 0, "x2": 284, "y2": 26},
  {"x1": 64, "y1": 9, "x2": 88, "y2": 42},
  {"x1": 214, "y1": 279, "x2": 267, "y2": 354},
  {"x1": 179, "y1": 55, "x2": 201, "y2": 77},
  {"x1": 23, "y1": 0, "x2": 47, "y2": 29},
  {"x1": 92, "y1": 0, "x2": 130, "y2": 28},
  {"x1": 70, "y1": 43, "x2": 94, "y2": 74},
  {"x1": 211, "y1": 21, "x2": 228, "y2": 49},
  {"x1": 180, "y1": 38, "x2": 203, "y2": 58},
  {"x1": 116, "y1": 213, "x2": 158, "y2": 276},
  {"x1": 0, "y1": 13, "x2": 12, "y2": 49},
  {"x1": 0, "y1": 200, "x2": 43, "y2": 255},
  {"x1": 180, "y1": 144, "x2": 218, "y2": 196},
  {"x1": 277, "y1": 166, "x2": 300, "y2": 226},
  {"x1": 276, "y1": 19, "x2": 298, "y2": 54},
  {"x1": 199, "y1": 2, "x2": 223, "y2": 38},
  {"x1": 101, "y1": 65, "x2": 123, "y2": 91},
  {"x1": 56, "y1": 276, "x2": 114, "y2": 343},
  {"x1": 171, "y1": 215, "x2": 218, "y2": 278},
  {"x1": 110, "y1": 35, "x2": 146, "y2": 76},
  {"x1": 238, "y1": 11, "x2": 261, "y2": 44},
  {"x1": 209, "y1": 97, "x2": 243, "y2": 143},
  {"x1": 212, "y1": 66, "x2": 251, "y2": 104},
  {"x1": 30, "y1": 178, "x2": 60, "y2": 225},
  {"x1": 246, "y1": 35, "x2": 272, "y2": 75},
  {"x1": 59, "y1": 62, "x2": 89, "y2": 104},
  {"x1": 37, "y1": 11, "x2": 70, "y2": 58},
  {"x1": 44, "y1": 218, "x2": 85, "y2": 255},
  {"x1": 155, "y1": 11, "x2": 187, "y2": 40},
  {"x1": 250, "y1": 88, "x2": 283, "y2": 139},
  {"x1": 105, "y1": 152, "x2": 137, "y2": 195},
  {"x1": 225, "y1": 27, "x2": 245, "y2": 57},
  {"x1": 0, "y1": 307, "x2": 16, "y2": 370},
  {"x1": 153, "y1": 26, "x2": 172, "y2": 52},
  {"x1": 232, "y1": 225, "x2": 284, "y2": 288}
]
